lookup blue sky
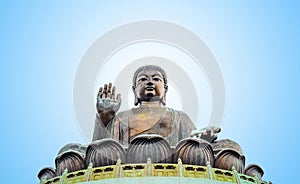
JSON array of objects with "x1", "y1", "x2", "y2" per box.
[{"x1": 1, "y1": 1, "x2": 299, "y2": 183}]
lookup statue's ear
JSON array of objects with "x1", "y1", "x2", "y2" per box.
[
  {"x1": 161, "y1": 85, "x2": 168, "y2": 106},
  {"x1": 132, "y1": 86, "x2": 139, "y2": 106}
]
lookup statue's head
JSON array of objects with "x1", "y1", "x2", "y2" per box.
[{"x1": 132, "y1": 65, "x2": 168, "y2": 106}]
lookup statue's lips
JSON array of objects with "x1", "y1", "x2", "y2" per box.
[{"x1": 145, "y1": 86, "x2": 155, "y2": 91}]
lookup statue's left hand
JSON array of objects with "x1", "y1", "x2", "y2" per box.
[{"x1": 191, "y1": 127, "x2": 221, "y2": 143}]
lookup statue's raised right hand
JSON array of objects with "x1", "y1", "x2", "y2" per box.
[{"x1": 96, "y1": 83, "x2": 121, "y2": 126}]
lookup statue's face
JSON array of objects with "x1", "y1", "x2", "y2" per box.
[{"x1": 135, "y1": 70, "x2": 166, "y2": 103}]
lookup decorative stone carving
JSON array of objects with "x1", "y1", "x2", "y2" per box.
[
  {"x1": 85, "y1": 139, "x2": 126, "y2": 167},
  {"x1": 126, "y1": 134, "x2": 171, "y2": 163},
  {"x1": 214, "y1": 149, "x2": 245, "y2": 173},
  {"x1": 174, "y1": 138, "x2": 214, "y2": 166}
]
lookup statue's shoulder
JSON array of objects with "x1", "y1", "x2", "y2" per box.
[
  {"x1": 165, "y1": 107, "x2": 193, "y2": 123},
  {"x1": 165, "y1": 107, "x2": 189, "y2": 116}
]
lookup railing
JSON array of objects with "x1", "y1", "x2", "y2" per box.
[{"x1": 41, "y1": 159, "x2": 270, "y2": 184}]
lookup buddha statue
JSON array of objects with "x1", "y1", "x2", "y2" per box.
[
  {"x1": 38, "y1": 65, "x2": 267, "y2": 182},
  {"x1": 92, "y1": 65, "x2": 220, "y2": 146}
]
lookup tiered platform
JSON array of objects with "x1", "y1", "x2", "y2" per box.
[{"x1": 41, "y1": 160, "x2": 269, "y2": 184}]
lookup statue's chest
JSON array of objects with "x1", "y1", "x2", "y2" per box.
[{"x1": 128, "y1": 110, "x2": 172, "y2": 137}]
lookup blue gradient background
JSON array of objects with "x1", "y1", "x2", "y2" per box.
[{"x1": 1, "y1": 1, "x2": 299, "y2": 183}]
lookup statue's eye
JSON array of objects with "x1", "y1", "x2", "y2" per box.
[
  {"x1": 153, "y1": 78, "x2": 162, "y2": 82},
  {"x1": 138, "y1": 78, "x2": 147, "y2": 82}
]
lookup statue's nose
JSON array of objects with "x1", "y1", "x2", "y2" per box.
[{"x1": 146, "y1": 80, "x2": 153, "y2": 85}]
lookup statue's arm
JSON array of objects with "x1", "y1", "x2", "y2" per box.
[
  {"x1": 179, "y1": 112, "x2": 197, "y2": 140},
  {"x1": 92, "y1": 83, "x2": 121, "y2": 141},
  {"x1": 177, "y1": 111, "x2": 221, "y2": 143},
  {"x1": 92, "y1": 114, "x2": 112, "y2": 141}
]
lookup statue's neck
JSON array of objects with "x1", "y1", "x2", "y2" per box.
[{"x1": 140, "y1": 101, "x2": 161, "y2": 108}]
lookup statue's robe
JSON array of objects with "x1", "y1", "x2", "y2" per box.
[{"x1": 93, "y1": 107, "x2": 196, "y2": 146}]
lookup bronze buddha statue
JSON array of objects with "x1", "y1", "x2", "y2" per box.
[
  {"x1": 39, "y1": 65, "x2": 266, "y2": 182},
  {"x1": 92, "y1": 65, "x2": 220, "y2": 146}
]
